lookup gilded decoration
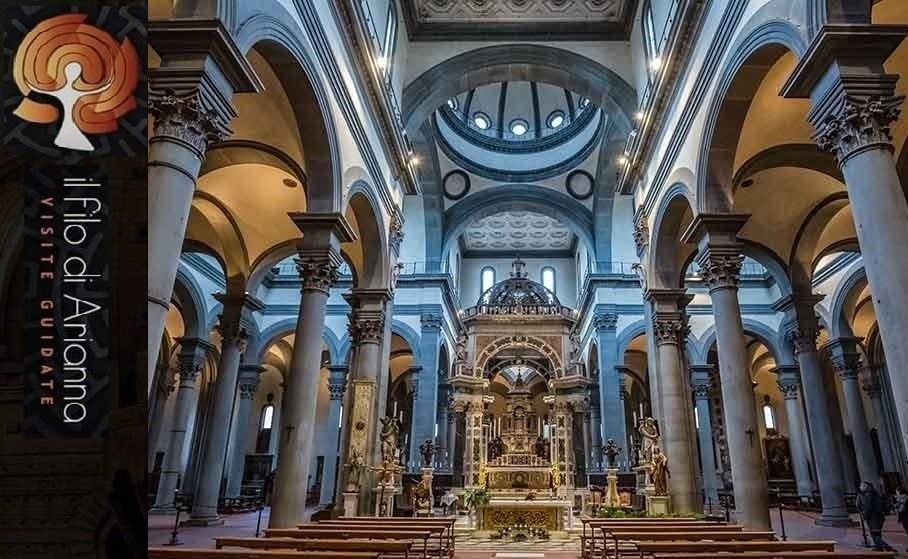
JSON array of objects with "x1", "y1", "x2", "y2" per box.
[
  {"x1": 483, "y1": 507, "x2": 558, "y2": 531},
  {"x1": 347, "y1": 380, "x2": 375, "y2": 468},
  {"x1": 487, "y1": 469, "x2": 550, "y2": 490}
]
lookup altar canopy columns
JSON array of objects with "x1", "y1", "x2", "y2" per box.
[
  {"x1": 773, "y1": 365, "x2": 817, "y2": 498},
  {"x1": 151, "y1": 338, "x2": 213, "y2": 512},
  {"x1": 775, "y1": 294, "x2": 851, "y2": 526},
  {"x1": 342, "y1": 287, "x2": 391, "y2": 511},
  {"x1": 690, "y1": 365, "x2": 720, "y2": 508},
  {"x1": 547, "y1": 396, "x2": 575, "y2": 489},
  {"x1": 410, "y1": 312, "x2": 443, "y2": 470},
  {"x1": 464, "y1": 401, "x2": 485, "y2": 485},
  {"x1": 269, "y1": 214, "x2": 354, "y2": 528},
  {"x1": 320, "y1": 365, "x2": 348, "y2": 505},
  {"x1": 683, "y1": 215, "x2": 770, "y2": 529},
  {"x1": 594, "y1": 313, "x2": 627, "y2": 468},
  {"x1": 226, "y1": 364, "x2": 265, "y2": 498},
  {"x1": 645, "y1": 289, "x2": 698, "y2": 514},
  {"x1": 147, "y1": 24, "x2": 262, "y2": 394},
  {"x1": 783, "y1": 26, "x2": 908, "y2": 457},
  {"x1": 189, "y1": 293, "x2": 261, "y2": 525},
  {"x1": 827, "y1": 338, "x2": 879, "y2": 484}
]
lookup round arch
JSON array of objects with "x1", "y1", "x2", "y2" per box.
[
  {"x1": 252, "y1": 319, "x2": 340, "y2": 367},
  {"x1": 828, "y1": 264, "x2": 868, "y2": 340},
  {"x1": 441, "y1": 184, "x2": 596, "y2": 262},
  {"x1": 475, "y1": 335, "x2": 564, "y2": 378},
  {"x1": 649, "y1": 183, "x2": 696, "y2": 289},
  {"x1": 696, "y1": 19, "x2": 809, "y2": 214},
  {"x1": 234, "y1": 13, "x2": 342, "y2": 212},
  {"x1": 697, "y1": 318, "x2": 793, "y2": 367}
]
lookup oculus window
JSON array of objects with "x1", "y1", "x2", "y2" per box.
[
  {"x1": 473, "y1": 112, "x2": 491, "y2": 130},
  {"x1": 547, "y1": 110, "x2": 565, "y2": 129},
  {"x1": 509, "y1": 118, "x2": 529, "y2": 136}
]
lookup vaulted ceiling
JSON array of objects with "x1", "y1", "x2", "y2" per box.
[
  {"x1": 401, "y1": 0, "x2": 638, "y2": 40},
  {"x1": 461, "y1": 211, "x2": 575, "y2": 254}
]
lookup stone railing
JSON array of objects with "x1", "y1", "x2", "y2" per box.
[{"x1": 462, "y1": 304, "x2": 576, "y2": 319}]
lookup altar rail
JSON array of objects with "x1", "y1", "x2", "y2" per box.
[{"x1": 462, "y1": 304, "x2": 576, "y2": 319}]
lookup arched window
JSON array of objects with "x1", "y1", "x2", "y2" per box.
[
  {"x1": 541, "y1": 266, "x2": 556, "y2": 293},
  {"x1": 481, "y1": 266, "x2": 496, "y2": 293},
  {"x1": 381, "y1": 1, "x2": 398, "y2": 79},
  {"x1": 256, "y1": 395, "x2": 275, "y2": 453},
  {"x1": 762, "y1": 398, "x2": 776, "y2": 431}
]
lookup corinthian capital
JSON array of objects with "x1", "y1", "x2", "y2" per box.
[
  {"x1": 784, "y1": 326, "x2": 819, "y2": 356},
  {"x1": 814, "y1": 95, "x2": 903, "y2": 163},
  {"x1": 348, "y1": 309, "x2": 385, "y2": 346},
  {"x1": 295, "y1": 254, "x2": 340, "y2": 294},
  {"x1": 150, "y1": 92, "x2": 231, "y2": 154},
  {"x1": 652, "y1": 315, "x2": 689, "y2": 346},
  {"x1": 389, "y1": 213, "x2": 405, "y2": 255},
  {"x1": 696, "y1": 248, "x2": 744, "y2": 292}
]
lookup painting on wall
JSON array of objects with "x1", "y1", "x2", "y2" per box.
[{"x1": 764, "y1": 436, "x2": 794, "y2": 480}]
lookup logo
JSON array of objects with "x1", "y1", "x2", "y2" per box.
[{"x1": 1, "y1": 6, "x2": 147, "y2": 155}]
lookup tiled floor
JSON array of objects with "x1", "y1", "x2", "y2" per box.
[{"x1": 149, "y1": 507, "x2": 908, "y2": 557}]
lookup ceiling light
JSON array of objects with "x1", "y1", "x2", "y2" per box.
[
  {"x1": 409, "y1": 155, "x2": 420, "y2": 166},
  {"x1": 618, "y1": 156, "x2": 628, "y2": 166},
  {"x1": 650, "y1": 57, "x2": 662, "y2": 71},
  {"x1": 375, "y1": 55, "x2": 388, "y2": 70},
  {"x1": 634, "y1": 111, "x2": 644, "y2": 121}
]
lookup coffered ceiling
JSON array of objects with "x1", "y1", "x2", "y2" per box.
[
  {"x1": 401, "y1": 0, "x2": 638, "y2": 40},
  {"x1": 461, "y1": 211, "x2": 575, "y2": 253}
]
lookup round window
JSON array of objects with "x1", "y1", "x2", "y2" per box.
[
  {"x1": 547, "y1": 111, "x2": 565, "y2": 129},
  {"x1": 473, "y1": 112, "x2": 491, "y2": 130},
  {"x1": 510, "y1": 118, "x2": 529, "y2": 136}
]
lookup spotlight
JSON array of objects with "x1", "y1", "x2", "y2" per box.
[
  {"x1": 409, "y1": 155, "x2": 420, "y2": 166},
  {"x1": 618, "y1": 156, "x2": 628, "y2": 166},
  {"x1": 634, "y1": 111, "x2": 644, "y2": 121},
  {"x1": 650, "y1": 57, "x2": 662, "y2": 71},
  {"x1": 375, "y1": 55, "x2": 388, "y2": 70}
]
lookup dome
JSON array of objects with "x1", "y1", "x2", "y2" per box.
[{"x1": 477, "y1": 257, "x2": 560, "y2": 307}]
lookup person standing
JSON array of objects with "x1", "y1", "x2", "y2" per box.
[
  {"x1": 894, "y1": 486, "x2": 908, "y2": 548},
  {"x1": 857, "y1": 481, "x2": 894, "y2": 551}
]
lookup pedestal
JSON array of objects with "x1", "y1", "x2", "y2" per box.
[
  {"x1": 605, "y1": 468, "x2": 620, "y2": 508},
  {"x1": 647, "y1": 494, "x2": 670, "y2": 516},
  {"x1": 342, "y1": 491, "x2": 359, "y2": 517},
  {"x1": 373, "y1": 485, "x2": 400, "y2": 517}
]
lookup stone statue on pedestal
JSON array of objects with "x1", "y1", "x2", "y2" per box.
[
  {"x1": 638, "y1": 417, "x2": 659, "y2": 465},
  {"x1": 344, "y1": 449, "x2": 366, "y2": 492},
  {"x1": 603, "y1": 438, "x2": 621, "y2": 469},
  {"x1": 379, "y1": 416, "x2": 400, "y2": 462},
  {"x1": 651, "y1": 446, "x2": 669, "y2": 496}
]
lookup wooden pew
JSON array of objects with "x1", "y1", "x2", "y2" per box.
[
  {"x1": 650, "y1": 552, "x2": 896, "y2": 559},
  {"x1": 328, "y1": 517, "x2": 456, "y2": 550},
  {"x1": 314, "y1": 520, "x2": 453, "y2": 556},
  {"x1": 634, "y1": 540, "x2": 836, "y2": 556},
  {"x1": 266, "y1": 528, "x2": 434, "y2": 559},
  {"x1": 149, "y1": 548, "x2": 381, "y2": 559},
  {"x1": 580, "y1": 520, "x2": 727, "y2": 558},
  {"x1": 214, "y1": 537, "x2": 415, "y2": 558},
  {"x1": 606, "y1": 530, "x2": 776, "y2": 559}
]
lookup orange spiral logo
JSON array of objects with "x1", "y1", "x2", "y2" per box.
[{"x1": 12, "y1": 13, "x2": 139, "y2": 150}]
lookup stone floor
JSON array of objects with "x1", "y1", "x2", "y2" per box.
[{"x1": 148, "y1": 508, "x2": 908, "y2": 557}]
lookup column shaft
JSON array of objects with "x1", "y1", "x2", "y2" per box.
[
  {"x1": 189, "y1": 315, "x2": 249, "y2": 523},
  {"x1": 226, "y1": 366, "x2": 262, "y2": 497},
  {"x1": 840, "y1": 373, "x2": 878, "y2": 483},
  {"x1": 775, "y1": 367, "x2": 816, "y2": 498},
  {"x1": 691, "y1": 368, "x2": 719, "y2": 508},
  {"x1": 151, "y1": 340, "x2": 208, "y2": 512},
  {"x1": 793, "y1": 344, "x2": 851, "y2": 523},
  {"x1": 321, "y1": 367, "x2": 347, "y2": 505}
]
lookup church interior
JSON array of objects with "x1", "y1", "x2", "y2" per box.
[{"x1": 141, "y1": 0, "x2": 908, "y2": 556}]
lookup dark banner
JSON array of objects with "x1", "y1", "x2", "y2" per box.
[{"x1": 24, "y1": 165, "x2": 109, "y2": 438}]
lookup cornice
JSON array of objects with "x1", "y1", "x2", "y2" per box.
[{"x1": 329, "y1": 0, "x2": 419, "y2": 195}]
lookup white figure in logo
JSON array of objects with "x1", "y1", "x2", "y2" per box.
[{"x1": 44, "y1": 61, "x2": 112, "y2": 151}]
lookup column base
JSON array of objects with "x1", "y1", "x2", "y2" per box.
[
  {"x1": 182, "y1": 514, "x2": 225, "y2": 527},
  {"x1": 149, "y1": 505, "x2": 178, "y2": 515},
  {"x1": 814, "y1": 514, "x2": 856, "y2": 527}
]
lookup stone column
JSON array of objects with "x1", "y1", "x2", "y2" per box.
[
  {"x1": 448, "y1": 405, "x2": 459, "y2": 472},
  {"x1": 590, "y1": 403, "x2": 603, "y2": 471},
  {"x1": 828, "y1": 338, "x2": 879, "y2": 483},
  {"x1": 646, "y1": 289, "x2": 698, "y2": 514},
  {"x1": 340, "y1": 288, "x2": 390, "y2": 513},
  {"x1": 863, "y1": 368, "x2": 898, "y2": 473},
  {"x1": 773, "y1": 366, "x2": 817, "y2": 499},
  {"x1": 410, "y1": 312, "x2": 443, "y2": 470},
  {"x1": 146, "y1": 25, "x2": 261, "y2": 394},
  {"x1": 320, "y1": 365, "x2": 347, "y2": 505},
  {"x1": 189, "y1": 294, "x2": 260, "y2": 524},
  {"x1": 151, "y1": 338, "x2": 212, "y2": 513},
  {"x1": 775, "y1": 295, "x2": 852, "y2": 525},
  {"x1": 784, "y1": 25, "x2": 908, "y2": 457},
  {"x1": 436, "y1": 388, "x2": 450, "y2": 469},
  {"x1": 226, "y1": 364, "x2": 264, "y2": 498},
  {"x1": 451, "y1": 405, "x2": 464, "y2": 483},
  {"x1": 690, "y1": 365, "x2": 720, "y2": 507},
  {"x1": 683, "y1": 215, "x2": 770, "y2": 529},
  {"x1": 594, "y1": 313, "x2": 627, "y2": 465},
  {"x1": 270, "y1": 213, "x2": 354, "y2": 528}
]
